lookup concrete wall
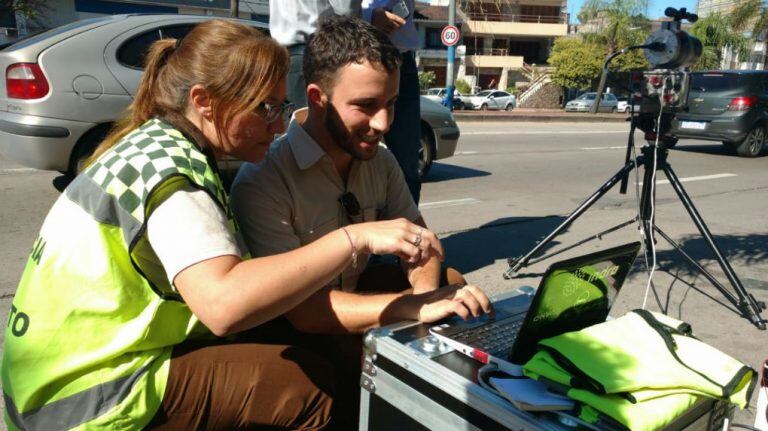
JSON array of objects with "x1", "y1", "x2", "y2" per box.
[{"x1": 465, "y1": 20, "x2": 567, "y2": 37}]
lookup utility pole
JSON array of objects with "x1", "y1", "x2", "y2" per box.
[
  {"x1": 230, "y1": 0, "x2": 239, "y2": 18},
  {"x1": 443, "y1": 0, "x2": 457, "y2": 110}
]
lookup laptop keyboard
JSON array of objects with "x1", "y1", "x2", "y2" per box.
[{"x1": 452, "y1": 318, "x2": 523, "y2": 357}]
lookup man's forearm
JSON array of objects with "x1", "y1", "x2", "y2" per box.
[
  {"x1": 405, "y1": 255, "x2": 442, "y2": 294},
  {"x1": 285, "y1": 288, "x2": 417, "y2": 334}
]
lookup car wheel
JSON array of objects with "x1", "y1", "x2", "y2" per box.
[
  {"x1": 418, "y1": 124, "x2": 435, "y2": 178},
  {"x1": 481, "y1": 103, "x2": 488, "y2": 111},
  {"x1": 505, "y1": 104, "x2": 514, "y2": 111},
  {"x1": 454, "y1": 101, "x2": 464, "y2": 111},
  {"x1": 611, "y1": 107, "x2": 617, "y2": 113},
  {"x1": 735, "y1": 124, "x2": 765, "y2": 157},
  {"x1": 67, "y1": 123, "x2": 113, "y2": 179}
]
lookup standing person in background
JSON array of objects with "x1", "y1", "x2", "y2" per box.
[
  {"x1": 270, "y1": 1, "x2": 362, "y2": 109},
  {"x1": 363, "y1": 0, "x2": 422, "y2": 203}
]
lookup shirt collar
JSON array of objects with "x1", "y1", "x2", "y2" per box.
[{"x1": 287, "y1": 108, "x2": 327, "y2": 170}]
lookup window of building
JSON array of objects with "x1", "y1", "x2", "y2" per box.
[{"x1": 425, "y1": 27, "x2": 444, "y2": 49}]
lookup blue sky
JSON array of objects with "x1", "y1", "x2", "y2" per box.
[{"x1": 567, "y1": 0, "x2": 699, "y2": 23}]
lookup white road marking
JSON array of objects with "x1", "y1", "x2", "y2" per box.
[
  {"x1": 419, "y1": 198, "x2": 481, "y2": 209},
  {"x1": 580, "y1": 146, "x2": 627, "y2": 150},
  {"x1": 639, "y1": 173, "x2": 737, "y2": 186},
  {"x1": 455, "y1": 151, "x2": 478, "y2": 155},
  {"x1": 0, "y1": 168, "x2": 42, "y2": 174},
  {"x1": 461, "y1": 130, "x2": 629, "y2": 135}
]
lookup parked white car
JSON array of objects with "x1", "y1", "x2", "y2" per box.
[
  {"x1": 465, "y1": 90, "x2": 516, "y2": 111},
  {"x1": 565, "y1": 92, "x2": 619, "y2": 113},
  {"x1": 423, "y1": 87, "x2": 466, "y2": 110}
]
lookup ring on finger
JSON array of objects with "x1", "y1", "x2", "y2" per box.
[{"x1": 413, "y1": 227, "x2": 423, "y2": 247}]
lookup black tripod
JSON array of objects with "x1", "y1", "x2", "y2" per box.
[{"x1": 504, "y1": 116, "x2": 767, "y2": 330}]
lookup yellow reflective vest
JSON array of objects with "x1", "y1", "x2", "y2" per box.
[
  {"x1": 524, "y1": 309, "x2": 757, "y2": 431},
  {"x1": 2, "y1": 118, "x2": 239, "y2": 430}
]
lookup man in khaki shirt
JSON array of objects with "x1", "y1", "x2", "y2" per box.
[
  {"x1": 231, "y1": 16, "x2": 490, "y2": 336},
  {"x1": 231, "y1": 16, "x2": 491, "y2": 429}
]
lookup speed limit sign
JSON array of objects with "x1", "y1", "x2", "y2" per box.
[{"x1": 441, "y1": 25, "x2": 460, "y2": 47}]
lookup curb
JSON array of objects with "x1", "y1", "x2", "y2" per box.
[{"x1": 453, "y1": 112, "x2": 630, "y2": 123}]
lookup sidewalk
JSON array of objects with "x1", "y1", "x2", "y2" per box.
[{"x1": 453, "y1": 108, "x2": 630, "y2": 123}]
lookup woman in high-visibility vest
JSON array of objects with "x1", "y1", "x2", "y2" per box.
[{"x1": 1, "y1": 19, "x2": 448, "y2": 430}]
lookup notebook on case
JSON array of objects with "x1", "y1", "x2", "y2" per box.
[{"x1": 430, "y1": 242, "x2": 641, "y2": 375}]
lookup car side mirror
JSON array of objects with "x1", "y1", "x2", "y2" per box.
[{"x1": 489, "y1": 95, "x2": 495, "y2": 99}]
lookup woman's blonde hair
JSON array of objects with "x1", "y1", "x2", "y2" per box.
[{"x1": 84, "y1": 19, "x2": 288, "y2": 169}]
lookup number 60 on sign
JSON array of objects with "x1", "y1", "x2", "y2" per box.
[{"x1": 441, "y1": 25, "x2": 460, "y2": 47}]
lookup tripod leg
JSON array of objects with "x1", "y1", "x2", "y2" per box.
[
  {"x1": 505, "y1": 161, "x2": 636, "y2": 278},
  {"x1": 638, "y1": 150, "x2": 658, "y2": 253},
  {"x1": 662, "y1": 164, "x2": 767, "y2": 329}
]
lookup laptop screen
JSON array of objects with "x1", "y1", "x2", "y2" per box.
[{"x1": 508, "y1": 242, "x2": 640, "y2": 363}]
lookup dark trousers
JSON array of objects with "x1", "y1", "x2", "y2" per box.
[{"x1": 385, "y1": 51, "x2": 422, "y2": 203}]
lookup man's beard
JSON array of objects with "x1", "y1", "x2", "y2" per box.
[{"x1": 324, "y1": 103, "x2": 378, "y2": 161}]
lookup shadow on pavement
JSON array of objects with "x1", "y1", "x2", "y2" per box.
[
  {"x1": 441, "y1": 216, "x2": 567, "y2": 274},
  {"x1": 632, "y1": 232, "x2": 768, "y2": 321},
  {"x1": 422, "y1": 163, "x2": 490, "y2": 183},
  {"x1": 654, "y1": 232, "x2": 768, "y2": 276},
  {"x1": 672, "y1": 143, "x2": 767, "y2": 158}
]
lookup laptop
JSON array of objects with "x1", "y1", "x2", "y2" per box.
[{"x1": 430, "y1": 242, "x2": 641, "y2": 375}]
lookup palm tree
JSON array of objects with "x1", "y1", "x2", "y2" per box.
[
  {"x1": 578, "y1": 0, "x2": 651, "y2": 54},
  {"x1": 689, "y1": 11, "x2": 751, "y2": 70}
]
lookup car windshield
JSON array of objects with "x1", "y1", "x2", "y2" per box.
[
  {"x1": 426, "y1": 89, "x2": 441, "y2": 95},
  {"x1": 476, "y1": 90, "x2": 493, "y2": 97},
  {"x1": 576, "y1": 93, "x2": 596, "y2": 101},
  {"x1": 689, "y1": 73, "x2": 742, "y2": 92}
]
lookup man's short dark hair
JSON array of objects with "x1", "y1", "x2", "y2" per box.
[{"x1": 303, "y1": 15, "x2": 401, "y2": 92}]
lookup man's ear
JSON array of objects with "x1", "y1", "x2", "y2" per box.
[
  {"x1": 188, "y1": 84, "x2": 213, "y2": 120},
  {"x1": 306, "y1": 83, "x2": 328, "y2": 109}
]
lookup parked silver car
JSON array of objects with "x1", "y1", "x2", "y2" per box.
[
  {"x1": 465, "y1": 90, "x2": 516, "y2": 111},
  {"x1": 0, "y1": 14, "x2": 458, "y2": 181},
  {"x1": 565, "y1": 92, "x2": 619, "y2": 113}
]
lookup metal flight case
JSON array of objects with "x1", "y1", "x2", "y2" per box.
[{"x1": 358, "y1": 292, "x2": 734, "y2": 431}]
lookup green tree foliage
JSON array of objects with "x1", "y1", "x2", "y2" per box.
[
  {"x1": 454, "y1": 78, "x2": 471, "y2": 94},
  {"x1": 418, "y1": 71, "x2": 436, "y2": 93},
  {"x1": 547, "y1": 0, "x2": 650, "y2": 91},
  {"x1": 1, "y1": 1, "x2": 49, "y2": 28},
  {"x1": 578, "y1": 0, "x2": 650, "y2": 54},
  {"x1": 548, "y1": 37, "x2": 604, "y2": 90},
  {"x1": 689, "y1": 12, "x2": 750, "y2": 70}
]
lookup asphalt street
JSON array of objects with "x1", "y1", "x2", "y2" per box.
[{"x1": 1, "y1": 120, "x2": 766, "y2": 428}]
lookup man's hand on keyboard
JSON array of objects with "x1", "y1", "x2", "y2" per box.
[{"x1": 408, "y1": 284, "x2": 494, "y2": 323}]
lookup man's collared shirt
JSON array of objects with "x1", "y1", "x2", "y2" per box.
[{"x1": 231, "y1": 112, "x2": 420, "y2": 291}]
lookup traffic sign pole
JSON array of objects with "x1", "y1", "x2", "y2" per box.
[{"x1": 443, "y1": 1, "x2": 457, "y2": 110}]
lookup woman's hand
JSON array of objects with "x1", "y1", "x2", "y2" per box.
[
  {"x1": 345, "y1": 218, "x2": 444, "y2": 266},
  {"x1": 408, "y1": 284, "x2": 494, "y2": 323}
]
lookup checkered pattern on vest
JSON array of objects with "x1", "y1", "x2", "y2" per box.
[{"x1": 84, "y1": 118, "x2": 230, "y2": 223}]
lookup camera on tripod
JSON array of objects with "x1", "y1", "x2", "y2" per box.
[{"x1": 631, "y1": 8, "x2": 703, "y2": 139}]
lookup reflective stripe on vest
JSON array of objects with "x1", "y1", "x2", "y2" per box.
[{"x1": 4, "y1": 364, "x2": 150, "y2": 431}]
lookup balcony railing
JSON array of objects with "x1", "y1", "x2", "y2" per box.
[
  {"x1": 464, "y1": 11, "x2": 566, "y2": 24},
  {"x1": 465, "y1": 48, "x2": 510, "y2": 56}
]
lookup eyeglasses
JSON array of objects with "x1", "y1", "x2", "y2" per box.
[
  {"x1": 339, "y1": 192, "x2": 362, "y2": 223},
  {"x1": 255, "y1": 100, "x2": 295, "y2": 124}
]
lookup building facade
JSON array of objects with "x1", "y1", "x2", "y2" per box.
[{"x1": 416, "y1": 0, "x2": 567, "y2": 91}]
